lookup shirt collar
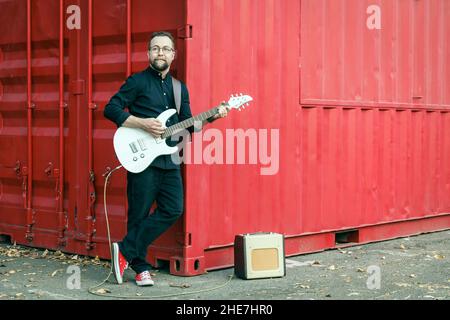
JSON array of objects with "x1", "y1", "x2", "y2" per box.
[{"x1": 147, "y1": 66, "x2": 172, "y2": 81}]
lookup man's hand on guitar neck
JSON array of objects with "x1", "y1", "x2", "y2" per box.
[
  {"x1": 211, "y1": 102, "x2": 231, "y2": 120},
  {"x1": 122, "y1": 115, "x2": 165, "y2": 138}
]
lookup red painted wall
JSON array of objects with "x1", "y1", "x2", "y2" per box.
[{"x1": 0, "y1": 0, "x2": 448, "y2": 276}]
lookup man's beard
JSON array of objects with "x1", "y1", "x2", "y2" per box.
[{"x1": 151, "y1": 59, "x2": 169, "y2": 72}]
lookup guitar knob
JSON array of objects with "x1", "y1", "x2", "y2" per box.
[
  {"x1": 133, "y1": 157, "x2": 138, "y2": 161},
  {"x1": 140, "y1": 154, "x2": 145, "y2": 158}
]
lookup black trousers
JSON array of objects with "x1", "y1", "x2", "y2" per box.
[{"x1": 118, "y1": 166, "x2": 183, "y2": 274}]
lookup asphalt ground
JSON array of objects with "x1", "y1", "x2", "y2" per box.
[{"x1": 0, "y1": 230, "x2": 449, "y2": 303}]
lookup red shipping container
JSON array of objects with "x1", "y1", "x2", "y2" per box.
[{"x1": 0, "y1": 0, "x2": 449, "y2": 276}]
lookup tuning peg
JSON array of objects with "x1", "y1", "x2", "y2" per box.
[{"x1": 246, "y1": 103, "x2": 249, "y2": 106}]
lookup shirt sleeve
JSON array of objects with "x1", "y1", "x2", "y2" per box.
[{"x1": 103, "y1": 75, "x2": 139, "y2": 127}]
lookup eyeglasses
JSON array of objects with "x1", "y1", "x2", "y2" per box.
[{"x1": 149, "y1": 46, "x2": 175, "y2": 55}]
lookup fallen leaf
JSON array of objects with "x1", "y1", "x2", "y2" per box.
[
  {"x1": 15, "y1": 293, "x2": 23, "y2": 298},
  {"x1": 399, "y1": 244, "x2": 406, "y2": 250},
  {"x1": 92, "y1": 256, "x2": 101, "y2": 265},
  {"x1": 433, "y1": 254, "x2": 445, "y2": 260},
  {"x1": 312, "y1": 260, "x2": 321, "y2": 266},
  {"x1": 299, "y1": 285, "x2": 310, "y2": 289},
  {"x1": 136, "y1": 293, "x2": 142, "y2": 296},
  {"x1": 328, "y1": 265, "x2": 336, "y2": 271},
  {"x1": 51, "y1": 269, "x2": 63, "y2": 277},
  {"x1": 94, "y1": 288, "x2": 111, "y2": 294},
  {"x1": 347, "y1": 292, "x2": 360, "y2": 296},
  {"x1": 409, "y1": 274, "x2": 417, "y2": 278},
  {"x1": 169, "y1": 283, "x2": 191, "y2": 289},
  {"x1": 71, "y1": 255, "x2": 78, "y2": 260},
  {"x1": 8, "y1": 270, "x2": 16, "y2": 274},
  {"x1": 357, "y1": 268, "x2": 365, "y2": 273},
  {"x1": 395, "y1": 283, "x2": 412, "y2": 287},
  {"x1": 42, "y1": 250, "x2": 48, "y2": 258}
]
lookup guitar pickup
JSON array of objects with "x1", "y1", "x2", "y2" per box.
[
  {"x1": 129, "y1": 142, "x2": 138, "y2": 153},
  {"x1": 137, "y1": 138, "x2": 147, "y2": 151}
]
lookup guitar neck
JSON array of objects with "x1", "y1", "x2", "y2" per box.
[{"x1": 162, "y1": 106, "x2": 220, "y2": 139}]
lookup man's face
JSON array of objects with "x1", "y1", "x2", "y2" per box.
[{"x1": 148, "y1": 36, "x2": 175, "y2": 72}]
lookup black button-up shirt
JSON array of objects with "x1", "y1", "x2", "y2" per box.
[{"x1": 104, "y1": 67, "x2": 193, "y2": 169}]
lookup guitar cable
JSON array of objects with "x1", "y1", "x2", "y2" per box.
[{"x1": 87, "y1": 164, "x2": 233, "y2": 299}]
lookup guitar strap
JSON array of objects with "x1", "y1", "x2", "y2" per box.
[{"x1": 172, "y1": 77, "x2": 182, "y2": 114}]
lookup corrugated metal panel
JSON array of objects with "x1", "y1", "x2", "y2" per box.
[
  {"x1": 0, "y1": 0, "x2": 449, "y2": 276},
  {"x1": 184, "y1": 0, "x2": 301, "y2": 274},
  {"x1": 301, "y1": 0, "x2": 450, "y2": 108},
  {"x1": 182, "y1": 0, "x2": 450, "y2": 274},
  {"x1": 90, "y1": 0, "x2": 188, "y2": 259},
  {"x1": 0, "y1": 0, "x2": 67, "y2": 246}
]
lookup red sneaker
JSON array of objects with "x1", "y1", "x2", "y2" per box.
[
  {"x1": 135, "y1": 270, "x2": 154, "y2": 286},
  {"x1": 112, "y1": 243, "x2": 128, "y2": 284}
]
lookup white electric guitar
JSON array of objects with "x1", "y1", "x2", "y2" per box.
[{"x1": 113, "y1": 94, "x2": 253, "y2": 173}]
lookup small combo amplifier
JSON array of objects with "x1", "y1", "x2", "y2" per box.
[{"x1": 234, "y1": 232, "x2": 285, "y2": 280}]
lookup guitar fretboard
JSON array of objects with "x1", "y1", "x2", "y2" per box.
[{"x1": 161, "y1": 106, "x2": 220, "y2": 139}]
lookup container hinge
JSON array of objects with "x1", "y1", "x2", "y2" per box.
[
  {"x1": 89, "y1": 170, "x2": 96, "y2": 204},
  {"x1": 178, "y1": 25, "x2": 193, "y2": 39},
  {"x1": 177, "y1": 232, "x2": 192, "y2": 246},
  {"x1": 44, "y1": 162, "x2": 60, "y2": 179},
  {"x1": 57, "y1": 211, "x2": 68, "y2": 247}
]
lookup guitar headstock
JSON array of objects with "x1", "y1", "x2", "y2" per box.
[{"x1": 226, "y1": 93, "x2": 253, "y2": 111}]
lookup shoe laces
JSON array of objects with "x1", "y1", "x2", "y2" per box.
[
  {"x1": 119, "y1": 253, "x2": 128, "y2": 270},
  {"x1": 138, "y1": 270, "x2": 152, "y2": 280}
]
